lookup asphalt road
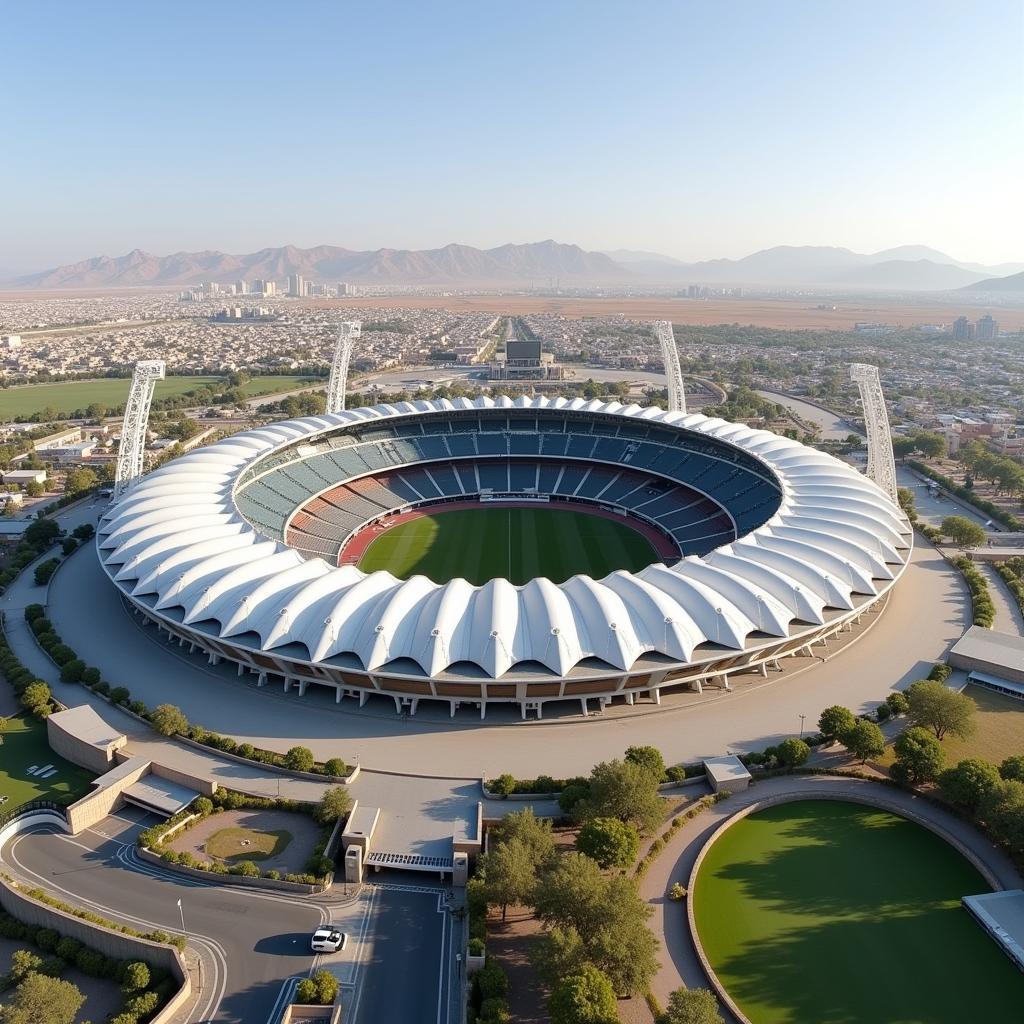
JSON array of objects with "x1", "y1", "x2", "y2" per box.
[{"x1": 0, "y1": 809, "x2": 456, "y2": 1024}]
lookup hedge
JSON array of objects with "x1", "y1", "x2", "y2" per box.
[{"x1": 948, "y1": 554, "x2": 996, "y2": 628}]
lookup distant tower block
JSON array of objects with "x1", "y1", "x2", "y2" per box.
[
  {"x1": 850, "y1": 362, "x2": 897, "y2": 502},
  {"x1": 654, "y1": 320, "x2": 686, "y2": 414},
  {"x1": 113, "y1": 359, "x2": 165, "y2": 502},
  {"x1": 327, "y1": 321, "x2": 361, "y2": 414}
]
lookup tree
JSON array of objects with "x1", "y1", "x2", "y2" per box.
[
  {"x1": 1000, "y1": 755, "x2": 1024, "y2": 782},
  {"x1": 489, "y1": 773, "x2": 517, "y2": 797},
  {"x1": 576, "y1": 817, "x2": 640, "y2": 869},
  {"x1": 481, "y1": 838, "x2": 538, "y2": 920},
  {"x1": 549, "y1": 965, "x2": 618, "y2": 1024},
  {"x1": 85, "y1": 402, "x2": 107, "y2": 420},
  {"x1": 624, "y1": 744, "x2": 665, "y2": 780},
  {"x1": 818, "y1": 705, "x2": 856, "y2": 744},
  {"x1": 72, "y1": 523, "x2": 95, "y2": 541},
  {"x1": 940, "y1": 515, "x2": 986, "y2": 549},
  {"x1": 121, "y1": 961, "x2": 150, "y2": 993},
  {"x1": 64, "y1": 467, "x2": 98, "y2": 496},
  {"x1": 981, "y1": 780, "x2": 1024, "y2": 856},
  {"x1": 0, "y1": 972, "x2": 85, "y2": 1024},
  {"x1": 907, "y1": 680, "x2": 976, "y2": 741},
  {"x1": 577, "y1": 759, "x2": 665, "y2": 834},
  {"x1": 20, "y1": 681, "x2": 51, "y2": 714},
  {"x1": 284, "y1": 745, "x2": 315, "y2": 772},
  {"x1": 314, "y1": 786, "x2": 352, "y2": 825},
  {"x1": 891, "y1": 727, "x2": 945, "y2": 785},
  {"x1": 662, "y1": 987, "x2": 725, "y2": 1024},
  {"x1": 0, "y1": 716, "x2": 8, "y2": 746},
  {"x1": 939, "y1": 758, "x2": 1002, "y2": 813},
  {"x1": 24, "y1": 518, "x2": 59, "y2": 546},
  {"x1": 25, "y1": 480, "x2": 44, "y2": 498},
  {"x1": 7, "y1": 949, "x2": 42, "y2": 982},
  {"x1": 323, "y1": 757, "x2": 347, "y2": 777},
  {"x1": 776, "y1": 738, "x2": 810, "y2": 767},
  {"x1": 150, "y1": 703, "x2": 189, "y2": 736},
  {"x1": 489, "y1": 807, "x2": 556, "y2": 867},
  {"x1": 841, "y1": 719, "x2": 885, "y2": 763},
  {"x1": 534, "y1": 852, "x2": 608, "y2": 934}
]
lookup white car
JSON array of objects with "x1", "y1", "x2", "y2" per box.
[{"x1": 311, "y1": 927, "x2": 347, "y2": 953}]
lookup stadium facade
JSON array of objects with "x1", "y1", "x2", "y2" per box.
[{"x1": 98, "y1": 397, "x2": 911, "y2": 718}]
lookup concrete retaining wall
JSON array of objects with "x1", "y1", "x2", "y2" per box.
[
  {"x1": 174, "y1": 734, "x2": 358, "y2": 786},
  {"x1": 0, "y1": 875, "x2": 190, "y2": 1023},
  {"x1": 0, "y1": 809, "x2": 70, "y2": 849},
  {"x1": 65, "y1": 759, "x2": 150, "y2": 834}
]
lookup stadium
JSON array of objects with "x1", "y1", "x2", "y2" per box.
[{"x1": 97, "y1": 396, "x2": 912, "y2": 718}]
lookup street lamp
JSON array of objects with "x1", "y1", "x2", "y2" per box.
[
  {"x1": 176, "y1": 898, "x2": 186, "y2": 936},
  {"x1": 799, "y1": 714, "x2": 806, "y2": 739}
]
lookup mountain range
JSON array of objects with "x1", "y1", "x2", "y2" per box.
[{"x1": 12, "y1": 241, "x2": 1024, "y2": 292}]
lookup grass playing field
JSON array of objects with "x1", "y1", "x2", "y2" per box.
[
  {"x1": 357, "y1": 507, "x2": 658, "y2": 585},
  {"x1": 693, "y1": 800, "x2": 1023, "y2": 1023},
  {"x1": 0, "y1": 374, "x2": 316, "y2": 420},
  {"x1": 0, "y1": 713, "x2": 95, "y2": 810}
]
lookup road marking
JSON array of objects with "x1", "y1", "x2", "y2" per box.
[{"x1": 435, "y1": 892, "x2": 449, "y2": 1024}]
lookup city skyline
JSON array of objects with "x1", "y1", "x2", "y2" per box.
[{"x1": 2, "y1": 0, "x2": 1022, "y2": 272}]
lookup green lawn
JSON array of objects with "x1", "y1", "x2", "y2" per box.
[
  {"x1": 0, "y1": 714, "x2": 95, "y2": 810},
  {"x1": 879, "y1": 685, "x2": 1024, "y2": 769},
  {"x1": 693, "y1": 800, "x2": 1023, "y2": 1024},
  {"x1": 357, "y1": 506, "x2": 658, "y2": 585},
  {"x1": 205, "y1": 826, "x2": 293, "y2": 862},
  {"x1": 0, "y1": 375, "x2": 317, "y2": 420}
]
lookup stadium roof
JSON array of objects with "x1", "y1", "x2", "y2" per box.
[{"x1": 98, "y1": 396, "x2": 911, "y2": 679}]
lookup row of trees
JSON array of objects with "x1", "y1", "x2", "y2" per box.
[{"x1": 957, "y1": 440, "x2": 1024, "y2": 499}]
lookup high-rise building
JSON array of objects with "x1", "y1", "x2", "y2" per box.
[
  {"x1": 976, "y1": 314, "x2": 998, "y2": 341},
  {"x1": 205, "y1": 281, "x2": 221, "y2": 296},
  {"x1": 952, "y1": 316, "x2": 970, "y2": 341},
  {"x1": 288, "y1": 274, "x2": 304, "y2": 297},
  {"x1": 235, "y1": 280, "x2": 248, "y2": 295},
  {"x1": 338, "y1": 282, "x2": 350, "y2": 296}
]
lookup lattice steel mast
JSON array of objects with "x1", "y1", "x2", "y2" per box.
[
  {"x1": 849, "y1": 362, "x2": 897, "y2": 502},
  {"x1": 654, "y1": 320, "x2": 686, "y2": 413},
  {"x1": 113, "y1": 359, "x2": 165, "y2": 502},
  {"x1": 327, "y1": 321, "x2": 361, "y2": 414}
]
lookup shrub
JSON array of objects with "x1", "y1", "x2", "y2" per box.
[
  {"x1": 776, "y1": 738, "x2": 811, "y2": 767},
  {"x1": 192, "y1": 796, "x2": 214, "y2": 816},
  {"x1": 33, "y1": 558, "x2": 60, "y2": 585},
  {"x1": 468, "y1": 936, "x2": 486, "y2": 956},
  {"x1": 1000, "y1": 755, "x2": 1024, "y2": 782},
  {"x1": 669, "y1": 882, "x2": 687, "y2": 901},
  {"x1": 81, "y1": 666, "x2": 101, "y2": 686},
  {"x1": 314, "y1": 786, "x2": 352, "y2": 825},
  {"x1": 50, "y1": 643, "x2": 76, "y2": 666},
  {"x1": 229, "y1": 860, "x2": 261, "y2": 877},
  {"x1": 24, "y1": 603, "x2": 45, "y2": 622},
  {"x1": 150, "y1": 703, "x2": 189, "y2": 736},
  {"x1": 109, "y1": 686, "x2": 131, "y2": 705},
  {"x1": 295, "y1": 977, "x2": 318, "y2": 1004},
  {"x1": 125, "y1": 990, "x2": 160, "y2": 1017},
  {"x1": 559, "y1": 783, "x2": 590, "y2": 814},
  {"x1": 305, "y1": 854, "x2": 335, "y2": 878},
  {"x1": 323, "y1": 757, "x2": 347, "y2": 777},
  {"x1": 489, "y1": 773, "x2": 517, "y2": 797},
  {"x1": 121, "y1": 960, "x2": 151, "y2": 992},
  {"x1": 624, "y1": 744, "x2": 666, "y2": 780},
  {"x1": 576, "y1": 817, "x2": 640, "y2": 869},
  {"x1": 284, "y1": 746, "x2": 315, "y2": 773},
  {"x1": 20, "y1": 680, "x2": 51, "y2": 713}
]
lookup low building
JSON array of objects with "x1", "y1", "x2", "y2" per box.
[
  {"x1": 2, "y1": 469, "x2": 47, "y2": 487},
  {"x1": 703, "y1": 755, "x2": 752, "y2": 793},
  {"x1": 47, "y1": 705, "x2": 128, "y2": 775},
  {"x1": 948, "y1": 626, "x2": 1024, "y2": 695}
]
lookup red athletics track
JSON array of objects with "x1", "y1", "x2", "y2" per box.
[{"x1": 337, "y1": 499, "x2": 682, "y2": 567}]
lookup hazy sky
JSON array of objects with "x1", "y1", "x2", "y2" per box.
[{"x1": 3, "y1": 0, "x2": 1022, "y2": 271}]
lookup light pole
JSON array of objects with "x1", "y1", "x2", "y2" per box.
[
  {"x1": 799, "y1": 714, "x2": 806, "y2": 739},
  {"x1": 177, "y1": 897, "x2": 186, "y2": 936}
]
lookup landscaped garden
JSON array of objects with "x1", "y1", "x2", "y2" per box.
[
  {"x1": 693, "y1": 799, "x2": 1024, "y2": 1024},
  {"x1": 0, "y1": 713, "x2": 94, "y2": 811}
]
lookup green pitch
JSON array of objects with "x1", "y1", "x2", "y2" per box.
[
  {"x1": 357, "y1": 506, "x2": 658, "y2": 584},
  {"x1": 0, "y1": 714, "x2": 95, "y2": 809},
  {"x1": 693, "y1": 800, "x2": 1023, "y2": 1024}
]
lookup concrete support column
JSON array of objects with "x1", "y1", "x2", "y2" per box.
[
  {"x1": 237, "y1": 662, "x2": 245, "y2": 676},
  {"x1": 759, "y1": 663, "x2": 769, "y2": 677},
  {"x1": 651, "y1": 688, "x2": 661, "y2": 705},
  {"x1": 257, "y1": 672, "x2": 267, "y2": 688},
  {"x1": 393, "y1": 695, "x2": 402, "y2": 714},
  {"x1": 335, "y1": 686, "x2": 343, "y2": 704},
  {"x1": 207, "y1": 653, "x2": 220, "y2": 666},
  {"x1": 693, "y1": 678, "x2": 704, "y2": 694},
  {"x1": 626, "y1": 692, "x2": 635, "y2": 705},
  {"x1": 449, "y1": 701, "x2": 458, "y2": 718},
  {"x1": 520, "y1": 702, "x2": 527, "y2": 720},
  {"x1": 536, "y1": 702, "x2": 543, "y2": 720},
  {"x1": 579, "y1": 698, "x2": 589, "y2": 717},
  {"x1": 359, "y1": 691, "x2": 368, "y2": 707},
  {"x1": 479, "y1": 702, "x2": 487, "y2": 720},
  {"x1": 298, "y1": 680, "x2": 308, "y2": 696},
  {"x1": 283, "y1": 677, "x2": 292, "y2": 693},
  {"x1": 409, "y1": 698, "x2": 418, "y2": 716}
]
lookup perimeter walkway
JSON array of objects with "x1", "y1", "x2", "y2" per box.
[
  {"x1": 639, "y1": 774, "x2": 1024, "y2": 1020},
  {"x1": 980, "y1": 561, "x2": 1024, "y2": 636}
]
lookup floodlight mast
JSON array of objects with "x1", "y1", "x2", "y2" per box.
[
  {"x1": 113, "y1": 359, "x2": 165, "y2": 502},
  {"x1": 849, "y1": 362, "x2": 898, "y2": 502},
  {"x1": 327, "y1": 321, "x2": 361, "y2": 414},
  {"x1": 654, "y1": 320, "x2": 686, "y2": 413}
]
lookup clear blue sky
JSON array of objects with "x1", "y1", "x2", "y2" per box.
[{"x1": 2, "y1": 0, "x2": 1022, "y2": 271}]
